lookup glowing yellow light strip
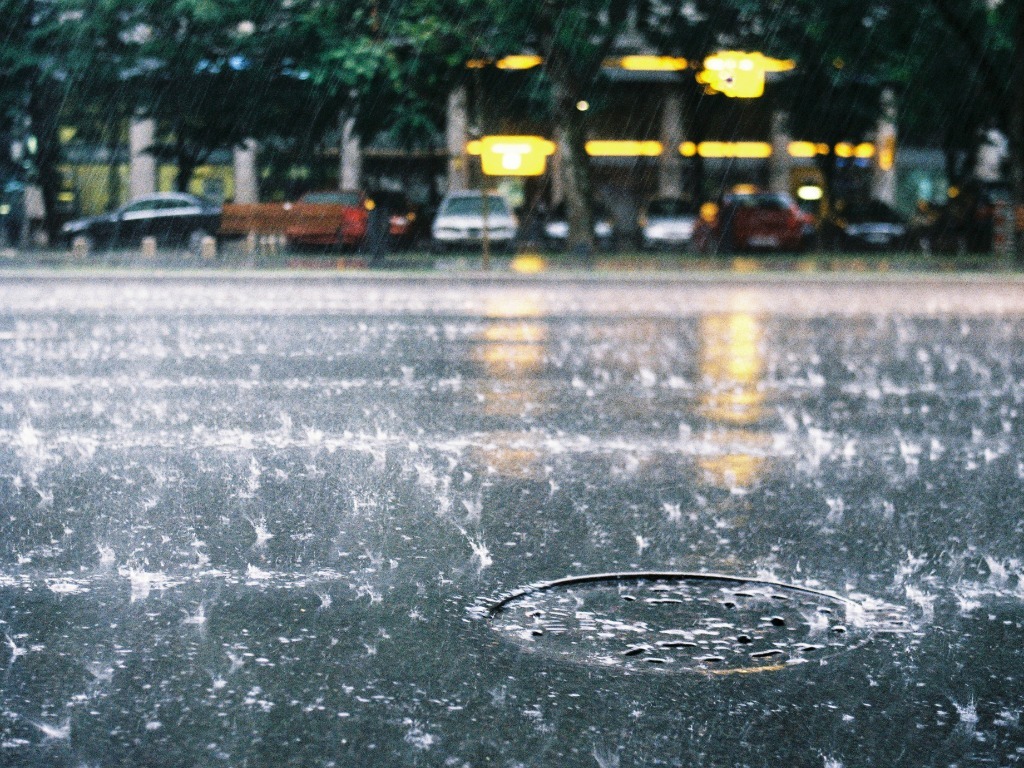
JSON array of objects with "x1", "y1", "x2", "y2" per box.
[
  {"x1": 617, "y1": 55, "x2": 688, "y2": 71},
  {"x1": 496, "y1": 55, "x2": 542, "y2": 70},
  {"x1": 833, "y1": 142, "x2": 876, "y2": 159},
  {"x1": 585, "y1": 140, "x2": 663, "y2": 157},
  {"x1": 469, "y1": 54, "x2": 694, "y2": 71},
  {"x1": 854, "y1": 142, "x2": 875, "y2": 159},
  {"x1": 692, "y1": 141, "x2": 773, "y2": 159},
  {"x1": 787, "y1": 141, "x2": 818, "y2": 158}
]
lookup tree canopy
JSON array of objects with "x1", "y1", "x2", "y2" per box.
[{"x1": 2, "y1": 0, "x2": 1021, "y2": 247}]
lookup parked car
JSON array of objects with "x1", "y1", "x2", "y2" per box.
[
  {"x1": 911, "y1": 182, "x2": 1023, "y2": 254},
  {"x1": 218, "y1": 190, "x2": 370, "y2": 250},
  {"x1": 543, "y1": 200, "x2": 616, "y2": 251},
  {"x1": 430, "y1": 191, "x2": 518, "y2": 252},
  {"x1": 367, "y1": 190, "x2": 426, "y2": 250},
  {"x1": 693, "y1": 190, "x2": 814, "y2": 254},
  {"x1": 822, "y1": 199, "x2": 910, "y2": 251},
  {"x1": 61, "y1": 192, "x2": 221, "y2": 251},
  {"x1": 283, "y1": 191, "x2": 371, "y2": 250},
  {"x1": 638, "y1": 197, "x2": 699, "y2": 250}
]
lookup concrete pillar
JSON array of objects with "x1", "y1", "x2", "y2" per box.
[
  {"x1": 128, "y1": 118, "x2": 157, "y2": 199},
  {"x1": 446, "y1": 85, "x2": 469, "y2": 192},
  {"x1": 233, "y1": 139, "x2": 259, "y2": 203},
  {"x1": 768, "y1": 110, "x2": 792, "y2": 195},
  {"x1": 339, "y1": 116, "x2": 361, "y2": 192},
  {"x1": 873, "y1": 88, "x2": 897, "y2": 204},
  {"x1": 658, "y1": 91, "x2": 684, "y2": 198}
]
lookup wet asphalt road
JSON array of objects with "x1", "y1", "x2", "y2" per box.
[{"x1": 1, "y1": 272, "x2": 1023, "y2": 767}]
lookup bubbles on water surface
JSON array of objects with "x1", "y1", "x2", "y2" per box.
[{"x1": 484, "y1": 574, "x2": 911, "y2": 674}]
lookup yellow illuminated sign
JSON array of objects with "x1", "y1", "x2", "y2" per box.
[
  {"x1": 696, "y1": 51, "x2": 796, "y2": 98},
  {"x1": 468, "y1": 135, "x2": 556, "y2": 176}
]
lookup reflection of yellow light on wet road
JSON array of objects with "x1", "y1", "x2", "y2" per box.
[
  {"x1": 697, "y1": 312, "x2": 770, "y2": 489},
  {"x1": 510, "y1": 254, "x2": 547, "y2": 274},
  {"x1": 479, "y1": 340, "x2": 544, "y2": 372},
  {"x1": 700, "y1": 313, "x2": 763, "y2": 386},
  {"x1": 731, "y1": 257, "x2": 762, "y2": 273},
  {"x1": 478, "y1": 318, "x2": 547, "y2": 376},
  {"x1": 473, "y1": 430, "x2": 543, "y2": 479},
  {"x1": 485, "y1": 296, "x2": 543, "y2": 319},
  {"x1": 476, "y1": 295, "x2": 548, "y2": 416},
  {"x1": 698, "y1": 451, "x2": 767, "y2": 489},
  {"x1": 483, "y1": 323, "x2": 546, "y2": 344},
  {"x1": 699, "y1": 390, "x2": 763, "y2": 424},
  {"x1": 696, "y1": 429, "x2": 771, "y2": 489}
]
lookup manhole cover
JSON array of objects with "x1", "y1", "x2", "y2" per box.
[{"x1": 484, "y1": 572, "x2": 908, "y2": 674}]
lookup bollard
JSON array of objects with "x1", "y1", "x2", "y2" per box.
[
  {"x1": 200, "y1": 235, "x2": 217, "y2": 261},
  {"x1": 71, "y1": 236, "x2": 91, "y2": 259},
  {"x1": 141, "y1": 236, "x2": 157, "y2": 259},
  {"x1": 245, "y1": 231, "x2": 258, "y2": 254}
]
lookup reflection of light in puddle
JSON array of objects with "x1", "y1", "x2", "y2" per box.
[
  {"x1": 699, "y1": 313, "x2": 763, "y2": 414},
  {"x1": 476, "y1": 296, "x2": 548, "y2": 416},
  {"x1": 696, "y1": 312, "x2": 770, "y2": 488},
  {"x1": 510, "y1": 254, "x2": 547, "y2": 274},
  {"x1": 484, "y1": 295, "x2": 544, "y2": 319},
  {"x1": 473, "y1": 430, "x2": 543, "y2": 479},
  {"x1": 697, "y1": 430, "x2": 772, "y2": 489}
]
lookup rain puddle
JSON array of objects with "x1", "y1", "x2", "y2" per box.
[{"x1": 483, "y1": 572, "x2": 912, "y2": 674}]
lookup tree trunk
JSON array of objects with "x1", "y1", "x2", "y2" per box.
[
  {"x1": 27, "y1": 82, "x2": 63, "y2": 245},
  {"x1": 550, "y1": 83, "x2": 595, "y2": 256},
  {"x1": 545, "y1": 40, "x2": 595, "y2": 256}
]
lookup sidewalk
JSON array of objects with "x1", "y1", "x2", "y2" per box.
[{"x1": 1, "y1": 244, "x2": 1020, "y2": 275}]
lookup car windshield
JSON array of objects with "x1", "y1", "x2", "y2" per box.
[
  {"x1": 301, "y1": 191, "x2": 362, "y2": 206},
  {"x1": 442, "y1": 195, "x2": 510, "y2": 216}
]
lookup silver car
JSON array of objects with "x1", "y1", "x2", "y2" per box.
[
  {"x1": 638, "y1": 197, "x2": 699, "y2": 250},
  {"x1": 430, "y1": 191, "x2": 518, "y2": 252}
]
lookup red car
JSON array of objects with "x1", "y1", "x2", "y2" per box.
[
  {"x1": 694, "y1": 190, "x2": 814, "y2": 253},
  {"x1": 283, "y1": 191, "x2": 371, "y2": 250}
]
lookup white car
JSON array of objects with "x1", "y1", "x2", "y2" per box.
[
  {"x1": 431, "y1": 191, "x2": 518, "y2": 252},
  {"x1": 543, "y1": 201, "x2": 615, "y2": 250},
  {"x1": 638, "y1": 197, "x2": 699, "y2": 250}
]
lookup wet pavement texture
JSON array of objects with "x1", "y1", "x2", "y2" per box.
[{"x1": 1, "y1": 273, "x2": 1023, "y2": 767}]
